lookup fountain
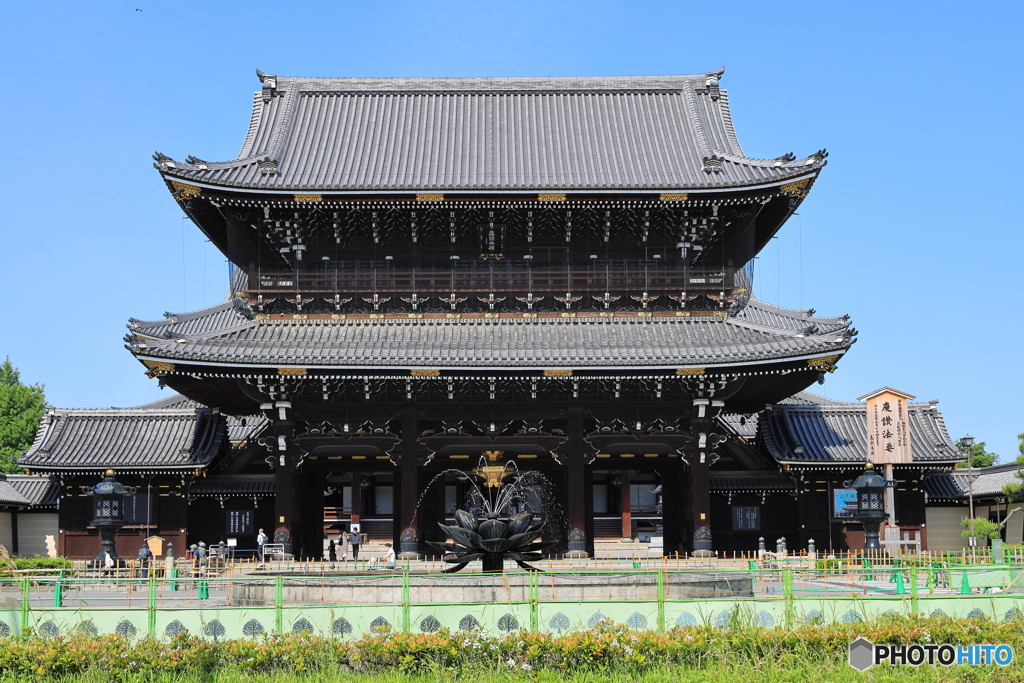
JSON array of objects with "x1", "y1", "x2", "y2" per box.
[{"x1": 426, "y1": 451, "x2": 555, "y2": 572}]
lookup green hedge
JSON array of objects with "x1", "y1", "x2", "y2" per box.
[
  {"x1": 0, "y1": 615, "x2": 1020, "y2": 680},
  {"x1": 11, "y1": 556, "x2": 72, "y2": 570}
]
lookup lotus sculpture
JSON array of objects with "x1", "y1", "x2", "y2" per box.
[{"x1": 429, "y1": 509, "x2": 554, "y2": 573}]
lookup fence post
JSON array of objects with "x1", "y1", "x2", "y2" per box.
[
  {"x1": 401, "y1": 571, "x2": 411, "y2": 633},
  {"x1": 275, "y1": 575, "x2": 284, "y2": 632},
  {"x1": 53, "y1": 571, "x2": 64, "y2": 608},
  {"x1": 148, "y1": 575, "x2": 157, "y2": 637},
  {"x1": 910, "y1": 566, "x2": 919, "y2": 615},
  {"x1": 782, "y1": 568, "x2": 794, "y2": 627},
  {"x1": 657, "y1": 569, "x2": 665, "y2": 633},
  {"x1": 20, "y1": 578, "x2": 29, "y2": 633},
  {"x1": 528, "y1": 571, "x2": 539, "y2": 633}
]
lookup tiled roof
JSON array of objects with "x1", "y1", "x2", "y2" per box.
[
  {"x1": 155, "y1": 71, "x2": 825, "y2": 192},
  {"x1": 924, "y1": 463, "x2": 1024, "y2": 501},
  {"x1": 6, "y1": 475, "x2": 60, "y2": 507},
  {"x1": 129, "y1": 300, "x2": 854, "y2": 371},
  {"x1": 760, "y1": 397, "x2": 962, "y2": 464},
  {"x1": 189, "y1": 476, "x2": 275, "y2": 498},
  {"x1": 0, "y1": 477, "x2": 31, "y2": 508},
  {"x1": 19, "y1": 407, "x2": 229, "y2": 473},
  {"x1": 718, "y1": 391, "x2": 845, "y2": 439},
  {"x1": 709, "y1": 472, "x2": 797, "y2": 492}
]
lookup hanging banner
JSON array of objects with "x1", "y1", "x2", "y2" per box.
[{"x1": 859, "y1": 387, "x2": 915, "y2": 464}]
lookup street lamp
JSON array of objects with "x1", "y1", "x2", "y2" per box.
[
  {"x1": 81, "y1": 470, "x2": 137, "y2": 567},
  {"x1": 959, "y1": 435, "x2": 976, "y2": 549},
  {"x1": 844, "y1": 463, "x2": 890, "y2": 553}
]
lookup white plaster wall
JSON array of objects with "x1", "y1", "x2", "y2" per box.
[
  {"x1": 17, "y1": 513, "x2": 58, "y2": 558},
  {"x1": 926, "y1": 507, "x2": 970, "y2": 551}
]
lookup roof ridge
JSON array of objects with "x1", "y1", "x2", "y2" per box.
[{"x1": 744, "y1": 296, "x2": 849, "y2": 324}]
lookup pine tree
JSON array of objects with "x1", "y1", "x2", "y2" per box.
[{"x1": 0, "y1": 358, "x2": 45, "y2": 474}]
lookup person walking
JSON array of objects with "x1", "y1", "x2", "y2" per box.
[
  {"x1": 328, "y1": 539, "x2": 337, "y2": 562},
  {"x1": 137, "y1": 544, "x2": 153, "y2": 578},
  {"x1": 256, "y1": 528, "x2": 268, "y2": 562},
  {"x1": 349, "y1": 528, "x2": 362, "y2": 559},
  {"x1": 339, "y1": 530, "x2": 350, "y2": 561}
]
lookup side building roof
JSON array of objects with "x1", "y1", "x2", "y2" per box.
[
  {"x1": 18, "y1": 400, "x2": 260, "y2": 474},
  {"x1": 154, "y1": 70, "x2": 826, "y2": 193},
  {"x1": 924, "y1": 463, "x2": 1024, "y2": 502},
  {"x1": 760, "y1": 395, "x2": 963, "y2": 466}
]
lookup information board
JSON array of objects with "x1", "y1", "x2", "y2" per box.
[
  {"x1": 732, "y1": 506, "x2": 760, "y2": 531},
  {"x1": 226, "y1": 510, "x2": 254, "y2": 536}
]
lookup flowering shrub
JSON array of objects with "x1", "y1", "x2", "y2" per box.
[{"x1": 0, "y1": 615, "x2": 1020, "y2": 680}]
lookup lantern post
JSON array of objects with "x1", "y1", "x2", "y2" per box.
[
  {"x1": 844, "y1": 462, "x2": 892, "y2": 554},
  {"x1": 81, "y1": 470, "x2": 136, "y2": 567}
]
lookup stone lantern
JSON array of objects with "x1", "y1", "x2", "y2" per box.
[
  {"x1": 81, "y1": 470, "x2": 137, "y2": 567},
  {"x1": 844, "y1": 462, "x2": 890, "y2": 552}
]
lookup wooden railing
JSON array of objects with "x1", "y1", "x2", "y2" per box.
[{"x1": 247, "y1": 266, "x2": 736, "y2": 296}]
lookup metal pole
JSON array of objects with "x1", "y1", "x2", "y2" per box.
[{"x1": 968, "y1": 445, "x2": 975, "y2": 550}]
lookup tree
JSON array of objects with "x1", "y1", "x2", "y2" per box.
[
  {"x1": 1001, "y1": 431, "x2": 1024, "y2": 502},
  {"x1": 961, "y1": 517, "x2": 1002, "y2": 546},
  {"x1": 954, "y1": 441, "x2": 998, "y2": 469},
  {"x1": 0, "y1": 358, "x2": 45, "y2": 474}
]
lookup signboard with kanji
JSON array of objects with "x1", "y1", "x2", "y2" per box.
[
  {"x1": 226, "y1": 510, "x2": 254, "y2": 536},
  {"x1": 732, "y1": 506, "x2": 760, "y2": 531},
  {"x1": 860, "y1": 387, "x2": 915, "y2": 464}
]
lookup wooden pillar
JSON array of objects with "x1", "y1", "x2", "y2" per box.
[
  {"x1": 620, "y1": 470, "x2": 632, "y2": 540},
  {"x1": 274, "y1": 461, "x2": 295, "y2": 555},
  {"x1": 688, "y1": 410, "x2": 714, "y2": 557},
  {"x1": 398, "y1": 408, "x2": 421, "y2": 558},
  {"x1": 565, "y1": 407, "x2": 588, "y2": 557},
  {"x1": 660, "y1": 466, "x2": 685, "y2": 555}
]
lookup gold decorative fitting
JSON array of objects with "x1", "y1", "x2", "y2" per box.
[
  {"x1": 170, "y1": 181, "x2": 201, "y2": 199},
  {"x1": 292, "y1": 314, "x2": 308, "y2": 319},
  {"x1": 416, "y1": 193, "x2": 444, "y2": 202},
  {"x1": 561, "y1": 312, "x2": 576, "y2": 318},
  {"x1": 808, "y1": 354, "x2": 842, "y2": 370},
  {"x1": 712, "y1": 311, "x2": 729, "y2": 317},
  {"x1": 543, "y1": 369, "x2": 573, "y2": 377},
  {"x1": 659, "y1": 193, "x2": 689, "y2": 201},
  {"x1": 522, "y1": 313, "x2": 538, "y2": 318},
  {"x1": 331, "y1": 314, "x2": 346, "y2": 319},
  {"x1": 293, "y1": 194, "x2": 322, "y2": 202},
  {"x1": 369, "y1": 313, "x2": 385, "y2": 319},
  {"x1": 408, "y1": 313, "x2": 423, "y2": 319},
  {"x1": 599, "y1": 312, "x2": 615, "y2": 317},
  {"x1": 637, "y1": 312, "x2": 653, "y2": 318},
  {"x1": 411, "y1": 369, "x2": 440, "y2": 377},
  {"x1": 780, "y1": 180, "x2": 810, "y2": 198},
  {"x1": 446, "y1": 313, "x2": 461, "y2": 319},
  {"x1": 278, "y1": 368, "x2": 308, "y2": 375},
  {"x1": 676, "y1": 368, "x2": 706, "y2": 376},
  {"x1": 675, "y1": 311, "x2": 691, "y2": 317},
  {"x1": 235, "y1": 291, "x2": 246, "y2": 297},
  {"x1": 537, "y1": 193, "x2": 566, "y2": 202},
  {"x1": 256, "y1": 314, "x2": 270, "y2": 320},
  {"x1": 484, "y1": 313, "x2": 499, "y2": 318}
]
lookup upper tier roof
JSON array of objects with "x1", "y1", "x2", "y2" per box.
[
  {"x1": 760, "y1": 395, "x2": 963, "y2": 465},
  {"x1": 127, "y1": 297, "x2": 854, "y2": 372},
  {"x1": 154, "y1": 70, "x2": 826, "y2": 193}
]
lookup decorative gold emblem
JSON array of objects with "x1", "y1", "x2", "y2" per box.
[
  {"x1": 293, "y1": 194, "x2": 323, "y2": 202},
  {"x1": 446, "y1": 313, "x2": 461, "y2": 319},
  {"x1": 780, "y1": 180, "x2": 810, "y2": 198},
  {"x1": 278, "y1": 368, "x2": 308, "y2": 375},
  {"x1": 411, "y1": 369, "x2": 440, "y2": 376},
  {"x1": 416, "y1": 193, "x2": 444, "y2": 202},
  {"x1": 330, "y1": 314, "x2": 346, "y2": 319},
  {"x1": 537, "y1": 193, "x2": 566, "y2": 202},
  {"x1": 408, "y1": 313, "x2": 423, "y2": 319},
  {"x1": 292, "y1": 314, "x2": 307, "y2": 319},
  {"x1": 170, "y1": 181, "x2": 200, "y2": 200},
  {"x1": 676, "y1": 368, "x2": 706, "y2": 376},
  {"x1": 543, "y1": 369, "x2": 573, "y2": 377},
  {"x1": 808, "y1": 354, "x2": 842, "y2": 370},
  {"x1": 659, "y1": 193, "x2": 689, "y2": 201},
  {"x1": 675, "y1": 311, "x2": 691, "y2": 317}
]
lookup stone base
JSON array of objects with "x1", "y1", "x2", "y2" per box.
[
  {"x1": 692, "y1": 550, "x2": 715, "y2": 558},
  {"x1": 565, "y1": 550, "x2": 589, "y2": 559},
  {"x1": 398, "y1": 552, "x2": 420, "y2": 561}
]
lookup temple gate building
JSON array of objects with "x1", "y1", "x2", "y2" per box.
[{"x1": 19, "y1": 70, "x2": 978, "y2": 559}]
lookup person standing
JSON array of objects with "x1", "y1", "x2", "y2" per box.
[
  {"x1": 349, "y1": 528, "x2": 361, "y2": 559},
  {"x1": 339, "y1": 530, "x2": 349, "y2": 561},
  {"x1": 256, "y1": 528, "x2": 268, "y2": 562},
  {"x1": 137, "y1": 544, "x2": 153, "y2": 578},
  {"x1": 328, "y1": 539, "x2": 337, "y2": 562}
]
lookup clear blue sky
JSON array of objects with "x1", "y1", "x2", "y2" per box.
[{"x1": 2, "y1": 1, "x2": 1022, "y2": 459}]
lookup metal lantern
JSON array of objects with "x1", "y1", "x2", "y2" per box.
[
  {"x1": 81, "y1": 470, "x2": 137, "y2": 566},
  {"x1": 844, "y1": 462, "x2": 890, "y2": 552}
]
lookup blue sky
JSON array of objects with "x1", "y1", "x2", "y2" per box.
[{"x1": 2, "y1": 1, "x2": 1022, "y2": 459}]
